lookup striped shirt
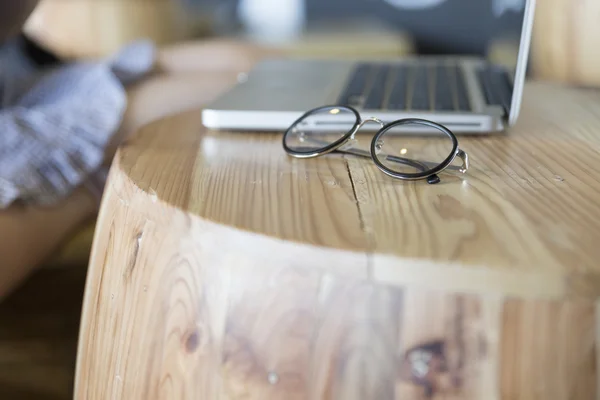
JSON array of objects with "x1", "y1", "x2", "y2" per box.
[{"x1": 0, "y1": 35, "x2": 155, "y2": 208}]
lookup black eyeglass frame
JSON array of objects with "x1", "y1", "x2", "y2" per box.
[{"x1": 282, "y1": 105, "x2": 469, "y2": 184}]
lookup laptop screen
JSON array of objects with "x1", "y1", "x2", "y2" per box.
[
  {"x1": 306, "y1": 0, "x2": 526, "y2": 54},
  {"x1": 305, "y1": 0, "x2": 534, "y2": 122}
]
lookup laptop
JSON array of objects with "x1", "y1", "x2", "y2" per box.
[{"x1": 202, "y1": 0, "x2": 536, "y2": 134}]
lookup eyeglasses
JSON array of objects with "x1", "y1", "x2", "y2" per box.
[{"x1": 282, "y1": 105, "x2": 469, "y2": 184}]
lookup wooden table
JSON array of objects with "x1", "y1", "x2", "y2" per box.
[{"x1": 75, "y1": 81, "x2": 600, "y2": 399}]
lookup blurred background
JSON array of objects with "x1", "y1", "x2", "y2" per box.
[
  {"x1": 22, "y1": 0, "x2": 600, "y2": 87},
  {"x1": 2, "y1": 0, "x2": 599, "y2": 399}
]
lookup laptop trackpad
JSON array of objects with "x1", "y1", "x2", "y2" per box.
[{"x1": 219, "y1": 59, "x2": 352, "y2": 112}]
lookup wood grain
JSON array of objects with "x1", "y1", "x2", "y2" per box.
[
  {"x1": 75, "y1": 82, "x2": 600, "y2": 398},
  {"x1": 501, "y1": 299, "x2": 596, "y2": 399},
  {"x1": 531, "y1": 0, "x2": 600, "y2": 87}
]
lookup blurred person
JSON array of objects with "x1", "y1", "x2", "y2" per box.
[{"x1": 0, "y1": 0, "x2": 271, "y2": 299}]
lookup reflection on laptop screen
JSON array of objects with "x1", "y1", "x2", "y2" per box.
[{"x1": 307, "y1": 0, "x2": 531, "y2": 118}]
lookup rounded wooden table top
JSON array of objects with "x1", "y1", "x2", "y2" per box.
[
  {"x1": 115, "y1": 80, "x2": 599, "y2": 301},
  {"x1": 75, "y1": 81, "x2": 600, "y2": 399}
]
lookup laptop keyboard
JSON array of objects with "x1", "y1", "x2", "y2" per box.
[
  {"x1": 337, "y1": 61, "x2": 512, "y2": 112},
  {"x1": 477, "y1": 65, "x2": 514, "y2": 113}
]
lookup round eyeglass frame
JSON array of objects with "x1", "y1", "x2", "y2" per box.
[{"x1": 282, "y1": 105, "x2": 464, "y2": 182}]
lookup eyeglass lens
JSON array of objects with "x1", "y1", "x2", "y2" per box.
[
  {"x1": 373, "y1": 123, "x2": 455, "y2": 176},
  {"x1": 283, "y1": 106, "x2": 357, "y2": 154}
]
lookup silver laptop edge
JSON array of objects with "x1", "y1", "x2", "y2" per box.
[
  {"x1": 508, "y1": 0, "x2": 536, "y2": 127},
  {"x1": 203, "y1": 0, "x2": 536, "y2": 134}
]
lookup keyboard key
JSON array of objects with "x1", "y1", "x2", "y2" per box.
[
  {"x1": 338, "y1": 64, "x2": 370, "y2": 106},
  {"x1": 455, "y1": 66, "x2": 471, "y2": 111},
  {"x1": 434, "y1": 66, "x2": 455, "y2": 111},
  {"x1": 387, "y1": 66, "x2": 408, "y2": 110},
  {"x1": 410, "y1": 66, "x2": 430, "y2": 110},
  {"x1": 477, "y1": 66, "x2": 513, "y2": 111},
  {"x1": 478, "y1": 68, "x2": 493, "y2": 105},
  {"x1": 489, "y1": 66, "x2": 513, "y2": 112},
  {"x1": 364, "y1": 65, "x2": 390, "y2": 110},
  {"x1": 477, "y1": 67, "x2": 512, "y2": 112}
]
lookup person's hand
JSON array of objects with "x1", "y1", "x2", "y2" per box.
[{"x1": 102, "y1": 38, "x2": 283, "y2": 166}]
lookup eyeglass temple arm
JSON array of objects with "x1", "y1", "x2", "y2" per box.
[
  {"x1": 299, "y1": 136, "x2": 469, "y2": 175},
  {"x1": 357, "y1": 117, "x2": 469, "y2": 173},
  {"x1": 337, "y1": 147, "x2": 440, "y2": 184},
  {"x1": 338, "y1": 145, "x2": 468, "y2": 174},
  {"x1": 456, "y1": 149, "x2": 469, "y2": 173}
]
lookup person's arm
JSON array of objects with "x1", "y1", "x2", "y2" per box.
[
  {"x1": 0, "y1": 187, "x2": 96, "y2": 300},
  {"x1": 0, "y1": 38, "x2": 269, "y2": 301},
  {"x1": 0, "y1": 0, "x2": 39, "y2": 42}
]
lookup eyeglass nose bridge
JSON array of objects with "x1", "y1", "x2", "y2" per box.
[
  {"x1": 350, "y1": 117, "x2": 385, "y2": 138},
  {"x1": 359, "y1": 117, "x2": 385, "y2": 129}
]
